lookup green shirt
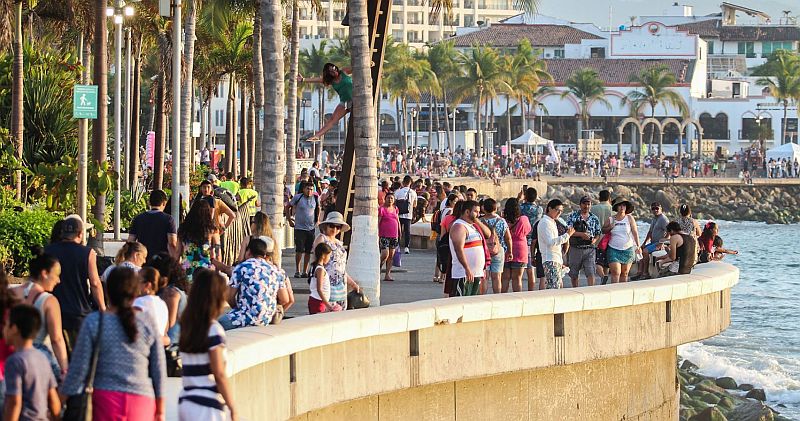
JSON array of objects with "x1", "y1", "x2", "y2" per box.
[
  {"x1": 332, "y1": 73, "x2": 353, "y2": 103},
  {"x1": 238, "y1": 188, "x2": 259, "y2": 214},
  {"x1": 219, "y1": 180, "x2": 240, "y2": 195}
]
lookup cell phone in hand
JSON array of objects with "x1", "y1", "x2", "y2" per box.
[{"x1": 522, "y1": 184, "x2": 528, "y2": 191}]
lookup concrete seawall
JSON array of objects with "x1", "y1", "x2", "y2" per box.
[{"x1": 165, "y1": 262, "x2": 738, "y2": 421}]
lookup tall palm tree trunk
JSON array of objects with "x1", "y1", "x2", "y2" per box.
[
  {"x1": 506, "y1": 95, "x2": 511, "y2": 152},
  {"x1": 782, "y1": 101, "x2": 788, "y2": 145},
  {"x1": 180, "y1": 0, "x2": 198, "y2": 202},
  {"x1": 226, "y1": 74, "x2": 237, "y2": 176},
  {"x1": 348, "y1": 0, "x2": 380, "y2": 306},
  {"x1": 252, "y1": 10, "x2": 265, "y2": 192},
  {"x1": 286, "y1": 0, "x2": 300, "y2": 184},
  {"x1": 11, "y1": 1, "x2": 23, "y2": 200},
  {"x1": 427, "y1": 95, "x2": 434, "y2": 149},
  {"x1": 248, "y1": 94, "x2": 256, "y2": 175},
  {"x1": 401, "y1": 98, "x2": 408, "y2": 150},
  {"x1": 443, "y1": 91, "x2": 452, "y2": 151},
  {"x1": 129, "y1": 52, "x2": 142, "y2": 189},
  {"x1": 239, "y1": 83, "x2": 248, "y2": 178},
  {"x1": 90, "y1": 0, "x2": 109, "y2": 252},
  {"x1": 476, "y1": 89, "x2": 482, "y2": 153},
  {"x1": 433, "y1": 96, "x2": 441, "y2": 151},
  {"x1": 260, "y1": 0, "x2": 287, "y2": 265}
]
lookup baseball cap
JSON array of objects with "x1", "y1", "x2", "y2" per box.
[
  {"x1": 62, "y1": 214, "x2": 92, "y2": 239},
  {"x1": 207, "y1": 174, "x2": 218, "y2": 183},
  {"x1": 256, "y1": 236, "x2": 275, "y2": 253},
  {"x1": 580, "y1": 196, "x2": 592, "y2": 204}
]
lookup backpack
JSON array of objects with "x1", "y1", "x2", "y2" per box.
[
  {"x1": 396, "y1": 189, "x2": 411, "y2": 215},
  {"x1": 213, "y1": 186, "x2": 238, "y2": 212},
  {"x1": 431, "y1": 209, "x2": 442, "y2": 234},
  {"x1": 484, "y1": 218, "x2": 502, "y2": 257}
]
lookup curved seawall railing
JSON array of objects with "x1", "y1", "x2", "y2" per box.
[{"x1": 165, "y1": 262, "x2": 738, "y2": 421}]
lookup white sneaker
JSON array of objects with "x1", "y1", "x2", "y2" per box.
[
  {"x1": 562, "y1": 267, "x2": 570, "y2": 276},
  {"x1": 404, "y1": 247, "x2": 410, "y2": 254}
]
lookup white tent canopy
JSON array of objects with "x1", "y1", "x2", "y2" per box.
[
  {"x1": 766, "y1": 143, "x2": 800, "y2": 162},
  {"x1": 510, "y1": 129, "x2": 550, "y2": 146}
]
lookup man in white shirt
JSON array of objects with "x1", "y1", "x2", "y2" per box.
[
  {"x1": 538, "y1": 199, "x2": 575, "y2": 289},
  {"x1": 448, "y1": 200, "x2": 485, "y2": 296},
  {"x1": 394, "y1": 175, "x2": 417, "y2": 254}
]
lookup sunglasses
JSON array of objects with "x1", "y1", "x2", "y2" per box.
[{"x1": 329, "y1": 224, "x2": 342, "y2": 229}]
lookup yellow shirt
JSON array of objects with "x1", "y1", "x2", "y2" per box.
[
  {"x1": 238, "y1": 188, "x2": 259, "y2": 214},
  {"x1": 219, "y1": 180, "x2": 240, "y2": 195}
]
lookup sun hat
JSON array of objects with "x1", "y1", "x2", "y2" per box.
[
  {"x1": 612, "y1": 199, "x2": 634, "y2": 213},
  {"x1": 319, "y1": 211, "x2": 350, "y2": 232}
]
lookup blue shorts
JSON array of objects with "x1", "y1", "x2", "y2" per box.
[
  {"x1": 488, "y1": 255, "x2": 504, "y2": 273},
  {"x1": 643, "y1": 242, "x2": 659, "y2": 254}
]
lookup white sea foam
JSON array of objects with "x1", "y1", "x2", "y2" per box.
[{"x1": 679, "y1": 342, "x2": 800, "y2": 407}]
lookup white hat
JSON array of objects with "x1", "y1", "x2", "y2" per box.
[
  {"x1": 256, "y1": 236, "x2": 275, "y2": 253},
  {"x1": 319, "y1": 211, "x2": 350, "y2": 232}
]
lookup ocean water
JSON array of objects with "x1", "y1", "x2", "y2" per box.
[{"x1": 676, "y1": 221, "x2": 800, "y2": 419}]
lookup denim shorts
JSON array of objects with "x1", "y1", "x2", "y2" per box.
[
  {"x1": 504, "y1": 261, "x2": 527, "y2": 269},
  {"x1": 488, "y1": 254, "x2": 504, "y2": 273}
]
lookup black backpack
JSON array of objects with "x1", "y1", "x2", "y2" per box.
[{"x1": 430, "y1": 209, "x2": 442, "y2": 234}]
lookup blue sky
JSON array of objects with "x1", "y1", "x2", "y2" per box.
[{"x1": 536, "y1": 0, "x2": 797, "y2": 27}]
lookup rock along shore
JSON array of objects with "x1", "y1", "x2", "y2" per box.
[
  {"x1": 544, "y1": 183, "x2": 800, "y2": 224},
  {"x1": 678, "y1": 358, "x2": 791, "y2": 421}
]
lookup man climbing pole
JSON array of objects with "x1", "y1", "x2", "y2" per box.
[{"x1": 298, "y1": 63, "x2": 353, "y2": 141}]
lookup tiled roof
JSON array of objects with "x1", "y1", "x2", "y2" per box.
[
  {"x1": 676, "y1": 20, "x2": 721, "y2": 37},
  {"x1": 450, "y1": 24, "x2": 603, "y2": 48},
  {"x1": 542, "y1": 59, "x2": 693, "y2": 86},
  {"x1": 678, "y1": 19, "x2": 800, "y2": 42}
]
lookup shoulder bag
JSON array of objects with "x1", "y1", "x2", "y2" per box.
[
  {"x1": 63, "y1": 312, "x2": 104, "y2": 421},
  {"x1": 484, "y1": 218, "x2": 502, "y2": 257}
]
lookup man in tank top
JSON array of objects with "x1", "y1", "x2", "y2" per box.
[{"x1": 449, "y1": 200, "x2": 485, "y2": 297}]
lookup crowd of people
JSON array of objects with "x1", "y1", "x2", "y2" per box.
[
  {"x1": 0, "y1": 152, "x2": 744, "y2": 421},
  {"x1": 369, "y1": 176, "x2": 737, "y2": 297}
]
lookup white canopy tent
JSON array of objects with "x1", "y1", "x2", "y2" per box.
[
  {"x1": 510, "y1": 129, "x2": 549, "y2": 146},
  {"x1": 766, "y1": 143, "x2": 800, "y2": 162}
]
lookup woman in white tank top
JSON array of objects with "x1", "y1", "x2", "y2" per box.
[{"x1": 602, "y1": 201, "x2": 640, "y2": 284}]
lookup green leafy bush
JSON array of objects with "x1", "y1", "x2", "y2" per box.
[{"x1": 0, "y1": 209, "x2": 61, "y2": 276}]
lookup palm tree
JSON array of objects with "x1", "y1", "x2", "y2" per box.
[
  {"x1": 203, "y1": 4, "x2": 253, "y2": 177},
  {"x1": 179, "y1": 0, "x2": 201, "y2": 204},
  {"x1": 4, "y1": 0, "x2": 25, "y2": 200},
  {"x1": 89, "y1": 0, "x2": 108, "y2": 251},
  {"x1": 501, "y1": 43, "x2": 552, "y2": 148},
  {"x1": 347, "y1": 0, "x2": 379, "y2": 305},
  {"x1": 427, "y1": 40, "x2": 458, "y2": 150},
  {"x1": 449, "y1": 45, "x2": 507, "y2": 154},
  {"x1": 757, "y1": 50, "x2": 800, "y2": 146},
  {"x1": 259, "y1": 0, "x2": 286, "y2": 265},
  {"x1": 383, "y1": 47, "x2": 436, "y2": 150},
  {"x1": 624, "y1": 65, "x2": 689, "y2": 156},
  {"x1": 562, "y1": 67, "x2": 609, "y2": 143}
]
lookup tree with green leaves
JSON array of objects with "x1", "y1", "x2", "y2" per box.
[
  {"x1": 427, "y1": 40, "x2": 458, "y2": 150},
  {"x1": 757, "y1": 50, "x2": 800, "y2": 146},
  {"x1": 383, "y1": 46, "x2": 436, "y2": 150},
  {"x1": 624, "y1": 64, "x2": 688, "y2": 155},
  {"x1": 449, "y1": 45, "x2": 508, "y2": 154},
  {"x1": 562, "y1": 67, "x2": 609, "y2": 143}
]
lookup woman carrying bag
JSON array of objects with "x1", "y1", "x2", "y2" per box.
[{"x1": 60, "y1": 267, "x2": 166, "y2": 421}]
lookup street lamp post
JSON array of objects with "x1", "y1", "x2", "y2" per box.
[
  {"x1": 110, "y1": 1, "x2": 135, "y2": 240},
  {"x1": 124, "y1": 26, "x2": 132, "y2": 192},
  {"x1": 409, "y1": 108, "x2": 418, "y2": 151},
  {"x1": 450, "y1": 109, "x2": 459, "y2": 153},
  {"x1": 312, "y1": 109, "x2": 318, "y2": 158}
]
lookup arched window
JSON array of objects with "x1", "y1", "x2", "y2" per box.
[
  {"x1": 699, "y1": 113, "x2": 729, "y2": 139},
  {"x1": 380, "y1": 113, "x2": 397, "y2": 131}
]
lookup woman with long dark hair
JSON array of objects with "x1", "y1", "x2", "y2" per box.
[
  {"x1": 11, "y1": 248, "x2": 68, "y2": 380},
  {"x1": 299, "y1": 63, "x2": 353, "y2": 141},
  {"x1": 502, "y1": 198, "x2": 531, "y2": 292},
  {"x1": 178, "y1": 269, "x2": 236, "y2": 420},
  {"x1": 698, "y1": 221, "x2": 719, "y2": 263},
  {"x1": 178, "y1": 200, "x2": 218, "y2": 281},
  {"x1": 61, "y1": 267, "x2": 166, "y2": 421}
]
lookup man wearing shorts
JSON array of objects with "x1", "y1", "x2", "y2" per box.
[
  {"x1": 635, "y1": 202, "x2": 669, "y2": 280},
  {"x1": 565, "y1": 196, "x2": 601, "y2": 287},
  {"x1": 537, "y1": 199, "x2": 575, "y2": 289},
  {"x1": 448, "y1": 200, "x2": 485, "y2": 297},
  {"x1": 290, "y1": 182, "x2": 319, "y2": 278}
]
